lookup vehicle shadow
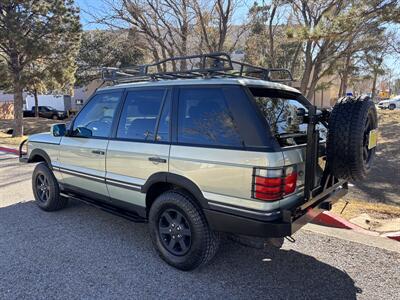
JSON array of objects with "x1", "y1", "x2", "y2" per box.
[{"x1": 0, "y1": 200, "x2": 360, "y2": 299}]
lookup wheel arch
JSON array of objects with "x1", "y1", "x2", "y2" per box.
[
  {"x1": 142, "y1": 172, "x2": 209, "y2": 213},
  {"x1": 28, "y1": 149, "x2": 52, "y2": 166}
]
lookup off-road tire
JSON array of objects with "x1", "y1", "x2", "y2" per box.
[
  {"x1": 149, "y1": 190, "x2": 220, "y2": 271},
  {"x1": 327, "y1": 96, "x2": 378, "y2": 181},
  {"x1": 389, "y1": 103, "x2": 396, "y2": 110},
  {"x1": 32, "y1": 162, "x2": 68, "y2": 211}
]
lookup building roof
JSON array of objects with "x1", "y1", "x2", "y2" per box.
[{"x1": 98, "y1": 77, "x2": 301, "y2": 94}]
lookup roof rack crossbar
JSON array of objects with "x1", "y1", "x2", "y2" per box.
[{"x1": 101, "y1": 52, "x2": 293, "y2": 84}]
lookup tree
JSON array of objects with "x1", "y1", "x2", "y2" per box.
[
  {"x1": 89, "y1": 0, "x2": 242, "y2": 70},
  {"x1": 244, "y1": 1, "x2": 303, "y2": 77},
  {"x1": 245, "y1": 0, "x2": 399, "y2": 101},
  {"x1": 0, "y1": 1, "x2": 81, "y2": 136},
  {"x1": 76, "y1": 29, "x2": 144, "y2": 86},
  {"x1": 364, "y1": 50, "x2": 386, "y2": 100},
  {"x1": 290, "y1": 0, "x2": 399, "y2": 100}
]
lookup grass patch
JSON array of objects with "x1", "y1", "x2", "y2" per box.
[{"x1": 0, "y1": 132, "x2": 28, "y2": 147}]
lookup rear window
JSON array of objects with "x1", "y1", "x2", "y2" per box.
[
  {"x1": 250, "y1": 88, "x2": 306, "y2": 136},
  {"x1": 249, "y1": 87, "x2": 327, "y2": 146}
]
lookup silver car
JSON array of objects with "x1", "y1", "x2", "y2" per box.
[
  {"x1": 378, "y1": 96, "x2": 400, "y2": 110},
  {"x1": 20, "y1": 53, "x2": 378, "y2": 270}
]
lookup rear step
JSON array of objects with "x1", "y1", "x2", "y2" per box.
[{"x1": 61, "y1": 193, "x2": 147, "y2": 223}]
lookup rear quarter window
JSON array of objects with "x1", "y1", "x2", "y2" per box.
[{"x1": 177, "y1": 87, "x2": 244, "y2": 147}]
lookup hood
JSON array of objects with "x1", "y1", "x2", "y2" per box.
[{"x1": 28, "y1": 132, "x2": 61, "y2": 145}]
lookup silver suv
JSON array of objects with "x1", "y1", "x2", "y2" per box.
[{"x1": 20, "y1": 53, "x2": 378, "y2": 270}]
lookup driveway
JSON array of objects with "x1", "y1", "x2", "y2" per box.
[{"x1": 0, "y1": 152, "x2": 399, "y2": 299}]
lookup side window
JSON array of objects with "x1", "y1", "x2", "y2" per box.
[
  {"x1": 178, "y1": 88, "x2": 243, "y2": 147},
  {"x1": 117, "y1": 89, "x2": 165, "y2": 141},
  {"x1": 72, "y1": 92, "x2": 121, "y2": 138}
]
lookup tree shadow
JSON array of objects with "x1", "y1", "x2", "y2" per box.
[{"x1": 0, "y1": 200, "x2": 360, "y2": 299}]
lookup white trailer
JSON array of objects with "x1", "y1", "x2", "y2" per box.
[{"x1": 24, "y1": 94, "x2": 71, "y2": 111}]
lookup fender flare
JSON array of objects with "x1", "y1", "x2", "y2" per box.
[
  {"x1": 28, "y1": 149, "x2": 52, "y2": 166},
  {"x1": 142, "y1": 172, "x2": 209, "y2": 209}
]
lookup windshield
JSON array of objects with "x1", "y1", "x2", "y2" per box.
[{"x1": 45, "y1": 106, "x2": 56, "y2": 111}]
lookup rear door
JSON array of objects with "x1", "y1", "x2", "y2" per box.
[
  {"x1": 105, "y1": 88, "x2": 171, "y2": 211},
  {"x1": 57, "y1": 91, "x2": 122, "y2": 200},
  {"x1": 169, "y1": 86, "x2": 285, "y2": 212}
]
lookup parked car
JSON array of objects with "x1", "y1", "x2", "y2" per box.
[
  {"x1": 23, "y1": 106, "x2": 67, "y2": 120},
  {"x1": 378, "y1": 96, "x2": 400, "y2": 110},
  {"x1": 19, "y1": 53, "x2": 378, "y2": 271}
]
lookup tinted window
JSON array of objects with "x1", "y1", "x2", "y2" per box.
[
  {"x1": 72, "y1": 92, "x2": 121, "y2": 138},
  {"x1": 178, "y1": 88, "x2": 243, "y2": 147},
  {"x1": 254, "y1": 97, "x2": 307, "y2": 135},
  {"x1": 117, "y1": 89, "x2": 165, "y2": 141}
]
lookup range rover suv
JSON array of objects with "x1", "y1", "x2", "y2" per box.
[{"x1": 19, "y1": 53, "x2": 378, "y2": 270}]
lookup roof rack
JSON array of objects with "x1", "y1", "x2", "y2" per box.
[{"x1": 101, "y1": 52, "x2": 293, "y2": 84}]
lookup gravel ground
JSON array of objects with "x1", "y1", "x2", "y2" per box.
[{"x1": 1, "y1": 153, "x2": 400, "y2": 300}]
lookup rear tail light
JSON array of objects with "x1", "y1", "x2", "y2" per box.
[{"x1": 252, "y1": 166, "x2": 297, "y2": 201}]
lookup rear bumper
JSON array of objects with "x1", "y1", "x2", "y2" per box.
[{"x1": 204, "y1": 185, "x2": 347, "y2": 238}]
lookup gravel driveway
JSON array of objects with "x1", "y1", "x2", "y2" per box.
[{"x1": 1, "y1": 152, "x2": 399, "y2": 300}]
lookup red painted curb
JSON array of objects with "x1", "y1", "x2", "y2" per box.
[
  {"x1": 382, "y1": 233, "x2": 400, "y2": 242},
  {"x1": 312, "y1": 211, "x2": 354, "y2": 229},
  {"x1": 313, "y1": 211, "x2": 400, "y2": 241},
  {"x1": 0, "y1": 146, "x2": 19, "y2": 155}
]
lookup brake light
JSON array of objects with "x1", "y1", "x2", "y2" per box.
[{"x1": 252, "y1": 167, "x2": 297, "y2": 201}]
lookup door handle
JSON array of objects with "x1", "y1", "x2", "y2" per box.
[
  {"x1": 92, "y1": 150, "x2": 105, "y2": 155},
  {"x1": 148, "y1": 157, "x2": 167, "y2": 163}
]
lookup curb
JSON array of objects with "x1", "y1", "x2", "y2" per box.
[
  {"x1": 0, "y1": 146, "x2": 19, "y2": 155},
  {"x1": 312, "y1": 211, "x2": 400, "y2": 241},
  {"x1": 382, "y1": 232, "x2": 400, "y2": 242}
]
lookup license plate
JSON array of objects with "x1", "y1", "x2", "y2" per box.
[{"x1": 368, "y1": 129, "x2": 378, "y2": 149}]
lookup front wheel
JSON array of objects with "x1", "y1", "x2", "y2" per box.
[
  {"x1": 389, "y1": 103, "x2": 396, "y2": 110},
  {"x1": 32, "y1": 162, "x2": 68, "y2": 211},
  {"x1": 149, "y1": 190, "x2": 220, "y2": 271}
]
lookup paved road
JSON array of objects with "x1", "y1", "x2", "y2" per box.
[{"x1": 1, "y1": 152, "x2": 399, "y2": 300}]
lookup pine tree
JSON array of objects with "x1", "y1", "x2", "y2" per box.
[{"x1": 0, "y1": 0, "x2": 81, "y2": 136}]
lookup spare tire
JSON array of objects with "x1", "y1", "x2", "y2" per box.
[{"x1": 326, "y1": 96, "x2": 378, "y2": 181}]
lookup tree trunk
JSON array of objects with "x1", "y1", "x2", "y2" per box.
[
  {"x1": 300, "y1": 42, "x2": 313, "y2": 95},
  {"x1": 371, "y1": 70, "x2": 378, "y2": 100},
  {"x1": 10, "y1": 50, "x2": 24, "y2": 137},
  {"x1": 12, "y1": 76, "x2": 24, "y2": 137},
  {"x1": 339, "y1": 54, "x2": 351, "y2": 97},
  {"x1": 34, "y1": 88, "x2": 39, "y2": 118}
]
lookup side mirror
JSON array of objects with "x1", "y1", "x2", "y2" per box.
[
  {"x1": 74, "y1": 126, "x2": 93, "y2": 138},
  {"x1": 296, "y1": 107, "x2": 306, "y2": 117},
  {"x1": 51, "y1": 123, "x2": 66, "y2": 137}
]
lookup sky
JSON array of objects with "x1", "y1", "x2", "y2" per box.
[{"x1": 75, "y1": 0, "x2": 399, "y2": 79}]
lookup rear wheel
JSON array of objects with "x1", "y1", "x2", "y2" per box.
[
  {"x1": 389, "y1": 103, "x2": 396, "y2": 110},
  {"x1": 32, "y1": 162, "x2": 68, "y2": 211},
  {"x1": 52, "y1": 114, "x2": 59, "y2": 120},
  {"x1": 149, "y1": 190, "x2": 220, "y2": 271}
]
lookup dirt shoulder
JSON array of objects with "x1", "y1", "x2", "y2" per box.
[
  {"x1": 343, "y1": 109, "x2": 400, "y2": 207},
  {"x1": 0, "y1": 117, "x2": 62, "y2": 147}
]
